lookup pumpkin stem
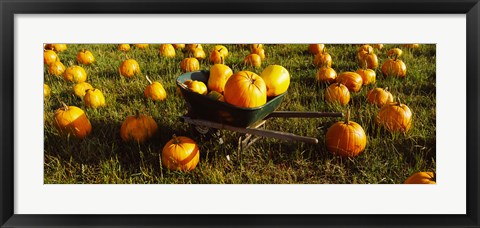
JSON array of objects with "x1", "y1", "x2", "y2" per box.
[
  {"x1": 385, "y1": 87, "x2": 389, "y2": 92},
  {"x1": 345, "y1": 109, "x2": 350, "y2": 124},
  {"x1": 172, "y1": 134, "x2": 181, "y2": 144},
  {"x1": 220, "y1": 56, "x2": 224, "y2": 65},
  {"x1": 394, "y1": 54, "x2": 398, "y2": 61},
  {"x1": 61, "y1": 102, "x2": 69, "y2": 110},
  {"x1": 397, "y1": 97, "x2": 402, "y2": 106},
  {"x1": 135, "y1": 110, "x2": 140, "y2": 118},
  {"x1": 322, "y1": 47, "x2": 327, "y2": 54},
  {"x1": 145, "y1": 75, "x2": 153, "y2": 84}
]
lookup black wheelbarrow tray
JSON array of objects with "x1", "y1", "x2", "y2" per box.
[{"x1": 176, "y1": 70, "x2": 343, "y2": 145}]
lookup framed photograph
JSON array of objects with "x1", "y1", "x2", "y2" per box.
[{"x1": 1, "y1": 0, "x2": 479, "y2": 227}]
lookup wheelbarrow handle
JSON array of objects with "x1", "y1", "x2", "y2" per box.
[{"x1": 267, "y1": 111, "x2": 344, "y2": 118}]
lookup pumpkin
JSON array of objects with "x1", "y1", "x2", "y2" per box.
[
  {"x1": 376, "y1": 98, "x2": 412, "y2": 132},
  {"x1": 325, "y1": 110, "x2": 367, "y2": 157},
  {"x1": 243, "y1": 53, "x2": 262, "y2": 68},
  {"x1": 324, "y1": 83, "x2": 350, "y2": 106},
  {"x1": 387, "y1": 48, "x2": 403, "y2": 58},
  {"x1": 161, "y1": 135, "x2": 200, "y2": 171},
  {"x1": 134, "y1": 44, "x2": 149, "y2": 49},
  {"x1": 180, "y1": 58, "x2": 200, "y2": 73},
  {"x1": 118, "y1": 44, "x2": 130, "y2": 51},
  {"x1": 213, "y1": 45, "x2": 228, "y2": 57},
  {"x1": 381, "y1": 57, "x2": 407, "y2": 78},
  {"x1": 44, "y1": 50, "x2": 59, "y2": 65},
  {"x1": 191, "y1": 48, "x2": 206, "y2": 60},
  {"x1": 224, "y1": 71, "x2": 267, "y2": 108},
  {"x1": 120, "y1": 112, "x2": 158, "y2": 143},
  {"x1": 159, "y1": 44, "x2": 176, "y2": 58},
  {"x1": 357, "y1": 44, "x2": 374, "y2": 54},
  {"x1": 402, "y1": 44, "x2": 420, "y2": 49},
  {"x1": 308, "y1": 44, "x2": 325, "y2": 54},
  {"x1": 47, "y1": 61, "x2": 66, "y2": 76},
  {"x1": 187, "y1": 44, "x2": 202, "y2": 52},
  {"x1": 144, "y1": 75, "x2": 167, "y2": 101},
  {"x1": 336, "y1": 72, "x2": 363, "y2": 92},
  {"x1": 76, "y1": 49, "x2": 95, "y2": 65},
  {"x1": 404, "y1": 172, "x2": 436, "y2": 184},
  {"x1": 260, "y1": 65, "x2": 290, "y2": 97},
  {"x1": 119, "y1": 59, "x2": 141, "y2": 78},
  {"x1": 313, "y1": 50, "x2": 332, "y2": 68},
  {"x1": 316, "y1": 66, "x2": 337, "y2": 83},
  {"x1": 358, "y1": 52, "x2": 378, "y2": 69},
  {"x1": 63, "y1": 65, "x2": 87, "y2": 83},
  {"x1": 54, "y1": 103, "x2": 92, "y2": 139},
  {"x1": 355, "y1": 67, "x2": 376, "y2": 85},
  {"x1": 45, "y1": 44, "x2": 67, "y2": 52},
  {"x1": 372, "y1": 44, "x2": 383, "y2": 50},
  {"x1": 172, "y1": 44, "x2": 185, "y2": 50},
  {"x1": 184, "y1": 80, "x2": 208, "y2": 95},
  {"x1": 84, "y1": 88, "x2": 106, "y2": 108},
  {"x1": 207, "y1": 91, "x2": 225, "y2": 102},
  {"x1": 250, "y1": 44, "x2": 263, "y2": 52},
  {"x1": 73, "y1": 82, "x2": 94, "y2": 98},
  {"x1": 251, "y1": 47, "x2": 266, "y2": 60},
  {"x1": 207, "y1": 64, "x2": 233, "y2": 93},
  {"x1": 209, "y1": 49, "x2": 225, "y2": 64},
  {"x1": 366, "y1": 87, "x2": 394, "y2": 107},
  {"x1": 44, "y1": 84, "x2": 51, "y2": 98}
]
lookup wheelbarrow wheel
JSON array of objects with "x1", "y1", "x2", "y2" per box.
[{"x1": 190, "y1": 124, "x2": 222, "y2": 143}]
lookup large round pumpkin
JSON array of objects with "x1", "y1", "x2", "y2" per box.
[
  {"x1": 224, "y1": 71, "x2": 267, "y2": 108},
  {"x1": 376, "y1": 99, "x2": 412, "y2": 132},
  {"x1": 316, "y1": 66, "x2": 337, "y2": 83},
  {"x1": 162, "y1": 135, "x2": 200, "y2": 171},
  {"x1": 119, "y1": 59, "x2": 141, "y2": 78},
  {"x1": 180, "y1": 57, "x2": 200, "y2": 73},
  {"x1": 260, "y1": 65, "x2": 290, "y2": 97},
  {"x1": 336, "y1": 72, "x2": 363, "y2": 92},
  {"x1": 63, "y1": 65, "x2": 87, "y2": 83},
  {"x1": 324, "y1": 83, "x2": 350, "y2": 106},
  {"x1": 144, "y1": 75, "x2": 167, "y2": 101},
  {"x1": 84, "y1": 88, "x2": 106, "y2": 108},
  {"x1": 76, "y1": 49, "x2": 95, "y2": 65},
  {"x1": 366, "y1": 87, "x2": 394, "y2": 107},
  {"x1": 404, "y1": 172, "x2": 436, "y2": 184},
  {"x1": 381, "y1": 58, "x2": 407, "y2": 78},
  {"x1": 54, "y1": 103, "x2": 92, "y2": 139},
  {"x1": 47, "y1": 61, "x2": 66, "y2": 77},
  {"x1": 325, "y1": 110, "x2": 367, "y2": 157},
  {"x1": 120, "y1": 112, "x2": 158, "y2": 143},
  {"x1": 207, "y1": 64, "x2": 233, "y2": 93}
]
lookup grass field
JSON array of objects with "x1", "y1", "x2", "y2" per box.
[{"x1": 44, "y1": 43, "x2": 436, "y2": 184}]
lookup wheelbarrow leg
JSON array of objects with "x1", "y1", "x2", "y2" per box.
[{"x1": 237, "y1": 121, "x2": 266, "y2": 162}]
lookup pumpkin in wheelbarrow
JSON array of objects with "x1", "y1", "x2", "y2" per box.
[
  {"x1": 260, "y1": 65, "x2": 290, "y2": 97},
  {"x1": 224, "y1": 71, "x2": 267, "y2": 108}
]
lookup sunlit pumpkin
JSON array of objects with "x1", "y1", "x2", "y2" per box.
[
  {"x1": 313, "y1": 50, "x2": 332, "y2": 67},
  {"x1": 243, "y1": 53, "x2": 262, "y2": 68},
  {"x1": 172, "y1": 44, "x2": 185, "y2": 50},
  {"x1": 336, "y1": 72, "x2": 363, "y2": 92},
  {"x1": 316, "y1": 66, "x2": 337, "y2": 83},
  {"x1": 144, "y1": 75, "x2": 167, "y2": 101},
  {"x1": 207, "y1": 64, "x2": 233, "y2": 93},
  {"x1": 134, "y1": 44, "x2": 149, "y2": 49},
  {"x1": 209, "y1": 49, "x2": 225, "y2": 64},
  {"x1": 366, "y1": 87, "x2": 394, "y2": 107},
  {"x1": 73, "y1": 82, "x2": 94, "y2": 98},
  {"x1": 120, "y1": 112, "x2": 158, "y2": 143},
  {"x1": 358, "y1": 51, "x2": 378, "y2": 69},
  {"x1": 84, "y1": 88, "x2": 106, "y2": 108},
  {"x1": 224, "y1": 71, "x2": 267, "y2": 108},
  {"x1": 76, "y1": 49, "x2": 95, "y2": 65},
  {"x1": 357, "y1": 44, "x2": 374, "y2": 54},
  {"x1": 308, "y1": 44, "x2": 325, "y2": 54},
  {"x1": 119, "y1": 59, "x2": 141, "y2": 78},
  {"x1": 324, "y1": 83, "x2": 350, "y2": 106},
  {"x1": 159, "y1": 44, "x2": 176, "y2": 58},
  {"x1": 372, "y1": 44, "x2": 383, "y2": 50},
  {"x1": 44, "y1": 50, "x2": 59, "y2": 65},
  {"x1": 118, "y1": 44, "x2": 130, "y2": 51},
  {"x1": 325, "y1": 110, "x2": 367, "y2": 157},
  {"x1": 402, "y1": 44, "x2": 420, "y2": 49},
  {"x1": 44, "y1": 84, "x2": 51, "y2": 98},
  {"x1": 184, "y1": 80, "x2": 208, "y2": 95},
  {"x1": 191, "y1": 48, "x2": 206, "y2": 60},
  {"x1": 63, "y1": 65, "x2": 87, "y2": 83},
  {"x1": 387, "y1": 48, "x2": 403, "y2": 58},
  {"x1": 404, "y1": 172, "x2": 436, "y2": 184},
  {"x1": 213, "y1": 45, "x2": 228, "y2": 57},
  {"x1": 355, "y1": 67, "x2": 376, "y2": 85},
  {"x1": 381, "y1": 57, "x2": 407, "y2": 78},
  {"x1": 249, "y1": 44, "x2": 263, "y2": 52},
  {"x1": 260, "y1": 65, "x2": 290, "y2": 97},
  {"x1": 180, "y1": 57, "x2": 200, "y2": 73},
  {"x1": 187, "y1": 44, "x2": 202, "y2": 52},
  {"x1": 251, "y1": 47, "x2": 266, "y2": 60},
  {"x1": 54, "y1": 103, "x2": 92, "y2": 139},
  {"x1": 47, "y1": 61, "x2": 66, "y2": 76},
  {"x1": 162, "y1": 135, "x2": 200, "y2": 171},
  {"x1": 207, "y1": 91, "x2": 225, "y2": 102},
  {"x1": 45, "y1": 44, "x2": 67, "y2": 52},
  {"x1": 376, "y1": 98, "x2": 412, "y2": 133}
]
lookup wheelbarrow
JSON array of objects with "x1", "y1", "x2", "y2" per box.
[{"x1": 176, "y1": 71, "x2": 343, "y2": 152}]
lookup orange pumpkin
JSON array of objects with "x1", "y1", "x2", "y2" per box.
[
  {"x1": 367, "y1": 87, "x2": 394, "y2": 107},
  {"x1": 313, "y1": 49, "x2": 332, "y2": 68},
  {"x1": 207, "y1": 64, "x2": 233, "y2": 93},
  {"x1": 144, "y1": 75, "x2": 167, "y2": 101},
  {"x1": 187, "y1": 44, "x2": 203, "y2": 52},
  {"x1": 372, "y1": 44, "x2": 383, "y2": 50},
  {"x1": 207, "y1": 91, "x2": 225, "y2": 102},
  {"x1": 213, "y1": 45, "x2": 228, "y2": 57},
  {"x1": 84, "y1": 88, "x2": 106, "y2": 108},
  {"x1": 325, "y1": 110, "x2": 367, "y2": 157},
  {"x1": 358, "y1": 52, "x2": 378, "y2": 69},
  {"x1": 387, "y1": 48, "x2": 403, "y2": 58},
  {"x1": 120, "y1": 112, "x2": 158, "y2": 143},
  {"x1": 381, "y1": 57, "x2": 407, "y2": 78},
  {"x1": 44, "y1": 50, "x2": 59, "y2": 65},
  {"x1": 159, "y1": 44, "x2": 176, "y2": 58},
  {"x1": 355, "y1": 67, "x2": 376, "y2": 85},
  {"x1": 336, "y1": 72, "x2": 363, "y2": 92},
  {"x1": 324, "y1": 83, "x2": 350, "y2": 106},
  {"x1": 209, "y1": 49, "x2": 225, "y2": 64},
  {"x1": 308, "y1": 44, "x2": 325, "y2": 54},
  {"x1": 47, "y1": 61, "x2": 66, "y2": 76},
  {"x1": 260, "y1": 65, "x2": 290, "y2": 97},
  {"x1": 243, "y1": 53, "x2": 262, "y2": 68},
  {"x1": 118, "y1": 44, "x2": 130, "y2": 51},
  {"x1": 404, "y1": 172, "x2": 436, "y2": 184},
  {"x1": 251, "y1": 48, "x2": 266, "y2": 60},
  {"x1": 180, "y1": 58, "x2": 200, "y2": 73},
  {"x1": 184, "y1": 80, "x2": 208, "y2": 95},
  {"x1": 45, "y1": 44, "x2": 67, "y2": 52},
  {"x1": 73, "y1": 82, "x2": 94, "y2": 98},
  {"x1": 54, "y1": 103, "x2": 92, "y2": 139},
  {"x1": 63, "y1": 65, "x2": 87, "y2": 83},
  {"x1": 162, "y1": 135, "x2": 200, "y2": 171},
  {"x1": 76, "y1": 49, "x2": 95, "y2": 65},
  {"x1": 172, "y1": 44, "x2": 186, "y2": 50},
  {"x1": 119, "y1": 59, "x2": 141, "y2": 78},
  {"x1": 316, "y1": 66, "x2": 337, "y2": 83},
  {"x1": 249, "y1": 44, "x2": 263, "y2": 52},
  {"x1": 191, "y1": 48, "x2": 206, "y2": 60},
  {"x1": 134, "y1": 44, "x2": 149, "y2": 49},
  {"x1": 224, "y1": 71, "x2": 267, "y2": 108},
  {"x1": 376, "y1": 98, "x2": 412, "y2": 132}
]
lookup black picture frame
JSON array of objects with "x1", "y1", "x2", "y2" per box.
[{"x1": 1, "y1": 0, "x2": 479, "y2": 227}]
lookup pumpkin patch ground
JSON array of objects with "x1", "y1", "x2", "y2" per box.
[{"x1": 44, "y1": 43, "x2": 435, "y2": 184}]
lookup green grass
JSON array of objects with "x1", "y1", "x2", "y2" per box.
[{"x1": 44, "y1": 43, "x2": 436, "y2": 184}]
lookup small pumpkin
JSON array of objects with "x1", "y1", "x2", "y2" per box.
[
  {"x1": 134, "y1": 44, "x2": 149, "y2": 49},
  {"x1": 316, "y1": 66, "x2": 337, "y2": 83},
  {"x1": 118, "y1": 44, "x2": 130, "y2": 51},
  {"x1": 187, "y1": 44, "x2": 203, "y2": 52},
  {"x1": 366, "y1": 87, "x2": 394, "y2": 107},
  {"x1": 120, "y1": 111, "x2": 158, "y2": 143},
  {"x1": 84, "y1": 88, "x2": 106, "y2": 108},
  {"x1": 336, "y1": 72, "x2": 363, "y2": 92},
  {"x1": 172, "y1": 44, "x2": 186, "y2": 50},
  {"x1": 325, "y1": 110, "x2": 367, "y2": 157},
  {"x1": 260, "y1": 65, "x2": 290, "y2": 97},
  {"x1": 47, "y1": 61, "x2": 66, "y2": 77},
  {"x1": 44, "y1": 84, "x2": 51, "y2": 98},
  {"x1": 207, "y1": 91, "x2": 225, "y2": 102},
  {"x1": 358, "y1": 51, "x2": 378, "y2": 69},
  {"x1": 73, "y1": 82, "x2": 94, "y2": 98},
  {"x1": 159, "y1": 44, "x2": 176, "y2": 58},
  {"x1": 63, "y1": 65, "x2": 87, "y2": 83},
  {"x1": 213, "y1": 45, "x2": 228, "y2": 57},
  {"x1": 224, "y1": 71, "x2": 267, "y2": 108},
  {"x1": 162, "y1": 135, "x2": 200, "y2": 171},
  {"x1": 381, "y1": 56, "x2": 407, "y2": 78},
  {"x1": 404, "y1": 172, "x2": 436, "y2": 184},
  {"x1": 376, "y1": 98, "x2": 412, "y2": 133},
  {"x1": 180, "y1": 58, "x2": 200, "y2": 73},
  {"x1": 402, "y1": 44, "x2": 420, "y2": 49},
  {"x1": 355, "y1": 66, "x2": 376, "y2": 85},
  {"x1": 243, "y1": 53, "x2": 262, "y2": 68},
  {"x1": 144, "y1": 75, "x2": 167, "y2": 101},
  {"x1": 308, "y1": 44, "x2": 325, "y2": 55},
  {"x1": 119, "y1": 59, "x2": 141, "y2": 78},
  {"x1": 249, "y1": 44, "x2": 263, "y2": 52},
  {"x1": 209, "y1": 49, "x2": 225, "y2": 64},
  {"x1": 184, "y1": 80, "x2": 208, "y2": 95},
  {"x1": 251, "y1": 47, "x2": 266, "y2": 60},
  {"x1": 45, "y1": 44, "x2": 67, "y2": 52},
  {"x1": 191, "y1": 48, "x2": 206, "y2": 60},
  {"x1": 207, "y1": 64, "x2": 233, "y2": 93},
  {"x1": 313, "y1": 49, "x2": 332, "y2": 68},
  {"x1": 76, "y1": 49, "x2": 95, "y2": 65},
  {"x1": 372, "y1": 44, "x2": 383, "y2": 50},
  {"x1": 324, "y1": 83, "x2": 350, "y2": 106},
  {"x1": 387, "y1": 48, "x2": 403, "y2": 58},
  {"x1": 54, "y1": 103, "x2": 92, "y2": 139},
  {"x1": 44, "y1": 50, "x2": 59, "y2": 65}
]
